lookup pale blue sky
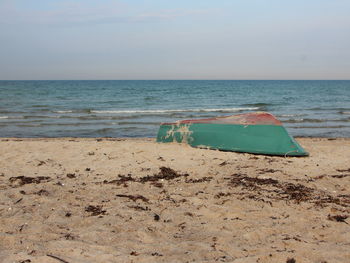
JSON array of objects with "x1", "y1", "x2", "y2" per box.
[{"x1": 0, "y1": 0, "x2": 349, "y2": 80}]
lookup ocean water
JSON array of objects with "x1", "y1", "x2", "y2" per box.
[{"x1": 0, "y1": 80, "x2": 349, "y2": 138}]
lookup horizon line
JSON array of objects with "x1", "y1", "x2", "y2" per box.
[{"x1": 1, "y1": 79, "x2": 350, "y2": 81}]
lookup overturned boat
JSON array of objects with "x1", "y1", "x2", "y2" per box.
[{"x1": 156, "y1": 112, "x2": 308, "y2": 156}]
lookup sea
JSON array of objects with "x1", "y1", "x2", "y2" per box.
[{"x1": 0, "y1": 80, "x2": 349, "y2": 138}]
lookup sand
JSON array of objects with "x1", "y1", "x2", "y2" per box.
[{"x1": 0, "y1": 137, "x2": 349, "y2": 263}]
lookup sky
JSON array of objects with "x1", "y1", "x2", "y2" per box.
[{"x1": 0, "y1": 0, "x2": 349, "y2": 80}]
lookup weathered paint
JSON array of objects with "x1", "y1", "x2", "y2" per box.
[
  {"x1": 161, "y1": 112, "x2": 282, "y2": 126},
  {"x1": 157, "y1": 112, "x2": 308, "y2": 156}
]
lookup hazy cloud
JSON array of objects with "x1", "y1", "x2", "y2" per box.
[
  {"x1": 0, "y1": 0, "x2": 349, "y2": 79},
  {"x1": 0, "y1": 1, "x2": 211, "y2": 27}
]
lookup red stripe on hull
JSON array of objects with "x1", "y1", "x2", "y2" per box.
[{"x1": 161, "y1": 112, "x2": 282, "y2": 126}]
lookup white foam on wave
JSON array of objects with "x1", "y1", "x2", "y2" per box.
[
  {"x1": 0, "y1": 116, "x2": 8, "y2": 119},
  {"x1": 53, "y1": 110, "x2": 73, "y2": 113},
  {"x1": 91, "y1": 107, "x2": 259, "y2": 114},
  {"x1": 278, "y1": 114, "x2": 304, "y2": 117}
]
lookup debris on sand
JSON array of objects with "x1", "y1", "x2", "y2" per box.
[
  {"x1": 128, "y1": 205, "x2": 150, "y2": 211},
  {"x1": 280, "y1": 183, "x2": 314, "y2": 203},
  {"x1": 103, "y1": 174, "x2": 136, "y2": 186},
  {"x1": 116, "y1": 194, "x2": 149, "y2": 203},
  {"x1": 46, "y1": 254, "x2": 70, "y2": 263},
  {"x1": 85, "y1": 205, "x2": 107, "y2": 216},
  {"x1": 331, "y1": 174, "x2": 350, "y2": 178},
  {"x1": 227, "y1": 173, "x2": 350, "y2": 207},
  {"x1": 102, "y1": 167, "x2": 189, "y2": 187},
  {"x1": 66, "y1": 173, "x2": 76, "y2": 179},
  {"x1": 139, "y1": 167, "x2": 189, "y2": 183},
  {"x1": 34, "y1": 189, "x2": 50, "y2": 196},
  {"x1": 258, "y1": 168, "x2": 281, "y2": 174},
  {"x1": 336, "y1": 168, "x2": 350, "y2": 172},
  {"x1": 9, "y1": 176, "x2": 51, "y2": 187},
  {"x1": 327, "y1": 214, "x2": 348, "y2": 223},
  {"x1": 37, "y1": 160, "x2": 46, "y2": 166},
  {"x1": 229, "y1": 173, "x2": 279, "y2": 190},
  {"x1": 150, "y1": 182, "x2": 163, "y2": 188},
  {"x1": 185, "y1": 177, "x2": 213, "y2": 183}
]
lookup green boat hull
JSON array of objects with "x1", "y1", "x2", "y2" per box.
[{"x1": 157, "y1": 123, "x2": 308, "y2": 156}]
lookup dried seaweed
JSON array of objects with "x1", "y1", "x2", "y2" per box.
[
  {"x1": 229, "y1": 174, "x2": 279, "y2": 190},
  {"x1": 139, "y1": 167, "x2": 189, "y2": 183},
  {"x1": 315, "y1": 173, "x2": 350, "y2": 179},
  {"x1": 66, "y1": 173, "x2": 76, "y2": 179},
  {"x1": 219, "y1": 161, "x2": 228, "y2": 166},
  {"x1": 336, "y1": 168, "x2": 350, "y2": 172},
  {"x1": 327, "y1": 214, "x2": 348, "y2": 223},
  {"x1": 227, "y1": 173, "x2": 349, "y2": 207},
  {"x1": 34, "y1": 189, "x2": 50, "y2": 196},
  {"x1": 116, "y1": 194, "x2": 149, "y2": 203},
  {"x1": 331, "y1": 174, "x2": 350, "y2": 178},
  {"x1": 150, "y1": 182, "x2": 163, "y2": 188},
  {"x1": 102, "y1": 167, "x2": 188, "y2": 188},
  {"x1": 46, "y1": 254, "x2": 70, "y2": 263},
  {"x1": 258, "y1": 168, "x2": 281, "y2": 174},
  {"x1": 185, "y1": 177, "x2": 213, "y2": 183},
  {"x1": 103, "y1": 174, "x2": 135, "y2": 185},
  {"x1": 85, "y1": 205, "x2": 106, "y2": 216},
  {"x1": 14, "y1": 198, "x2": 23, "y2": 204},
  {"x1": 9, "y1": 176, "x2": 51, "y2": 186},
  {"x1": 37, "y1": 161, "x2": 46, "y2": 166},
  {"x1": 280, "y1": 183, "x2": 314, "y2": 203},
  {"x1": 214, "y1": 192, "x2": 232, "y2": 199},
  {"x1": 128, "y1": 205, "x2": 150, "y2": 211}
]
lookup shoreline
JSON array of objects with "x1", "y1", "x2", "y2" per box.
[
  {"x1": 1, "y1": 136, "x2": 350, "y2": 140},
  {"x1": 1, "y1": 137, "x2": 349, "y2": 262}
]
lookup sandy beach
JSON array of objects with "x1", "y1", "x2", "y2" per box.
[{"x1": 0, "y1": 137, "x2": 349, "y2": 263}]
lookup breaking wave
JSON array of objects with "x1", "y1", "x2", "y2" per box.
[
  {"x1": 53, "y1": 110, "x2": 74, "y2": 113},
  {"x1": 290, "y1": 125, "x2": 349, "y2": 129},
  {"x1": 277, "y1": 114, "x2": 306, "y2": 117},
  {"x1": 90, "y1": 107, "x2": 259, "y2": 114},
  {"x1": 283, "y1": 118, "x2": 350, "y2": 124}
]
